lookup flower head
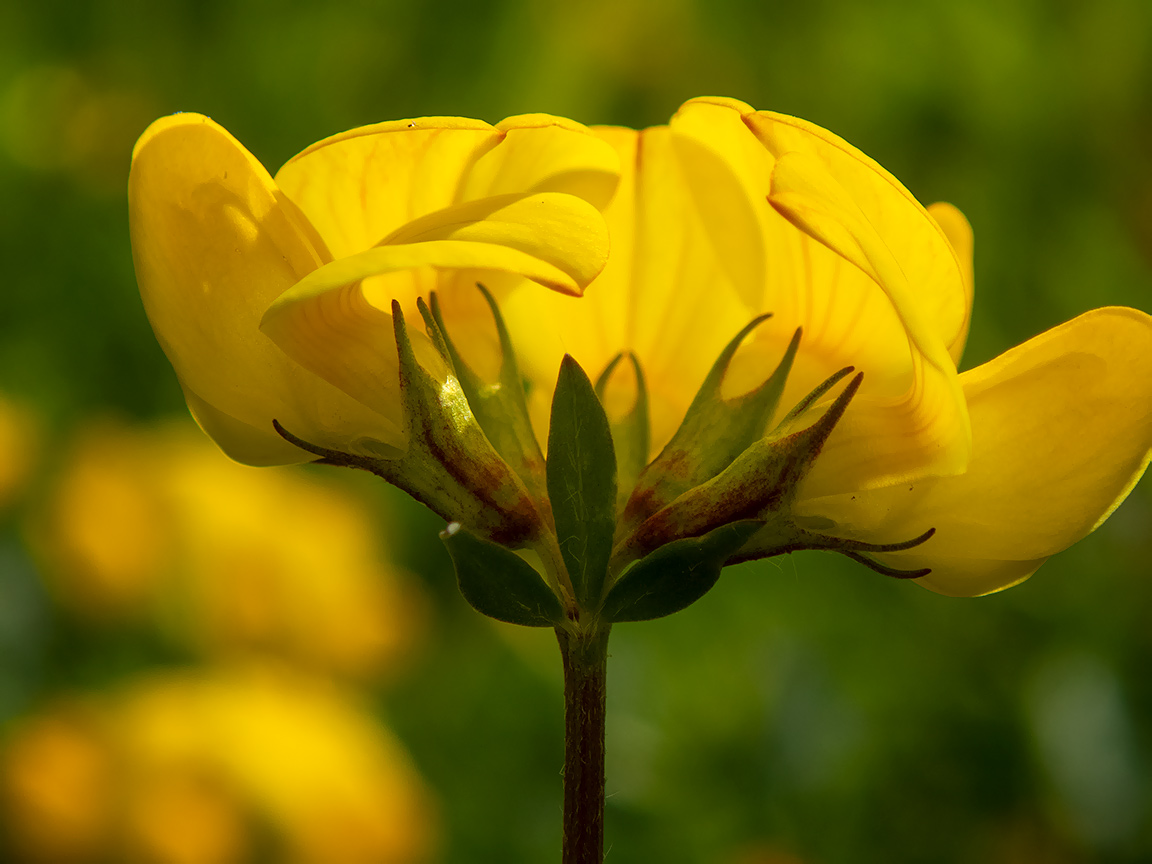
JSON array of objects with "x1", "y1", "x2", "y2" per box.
[
  {"x1": 131, "y1": 98, "x2": 1151, "y2": 621},
  {"x1": 1, "y1": 663, "x2": 435, "y2": 864},
  {"x1": 33, "y1": 419, "x2": 421, "y2": 678}
]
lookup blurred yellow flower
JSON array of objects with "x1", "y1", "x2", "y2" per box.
[
  {"x1": 129, "y1": 110, "x2": 618, "y2": 466},
  {"x1": 0, "y1": 394, "x2": 39, "y2": 513},
  {"x1": 1, "y1": 706, "x2": 112, "y2": 863},
  {"x1": 34, "y1": 419, "x2": 422, "y2": 679},
  {"x1": 490, "y1": 96, "x2": 1151, "y2": 596},
  {"x1": 2, "y1": 663, "x2": 435, "y2": 864}
]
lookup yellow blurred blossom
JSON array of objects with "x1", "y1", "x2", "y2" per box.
[
  {"x1": 0, "y1": 394, "x2": 39, "y2": 514},
  {"x1": 2, "y1": 707, "x2": 112, "y2": 864},
  {"x1": 34, "y1": 419, "x2": 422, "y2": 679},
  {"x1": 2, "y1": 663, "x2": 435, "y2": 864}
]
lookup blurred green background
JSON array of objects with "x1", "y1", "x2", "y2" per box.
[{"x1": 1, "y1": 0, "x2": 1151, "y2": 862}]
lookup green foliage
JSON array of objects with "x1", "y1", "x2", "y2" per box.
[
  {"x1": 547, "y1": 354, "x2": 618, "y2": 610},
  {"x1": 602, "y1": 521, "x2": 764, "y2": 623},
  {"x1": 430, "y1": 286, "x2": 548, "y2": 499},
  {"x1": 441, "y1": 523, "x2": 564, "y2": 627}
]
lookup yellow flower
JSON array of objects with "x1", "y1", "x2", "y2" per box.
[
  {"x1": 0, "y1": 394, "x2": 39, "y2": 514},
  {"x1": 34, "y1": 419, "x2": 421, "y2": 679},
  {"x1": 131, "y1": 98, "x2": 1150, "y2": 607},
  {"x1": 1, "y1": 705, "x2": 113, "y2": 863},
  {"x1": 484, "y1": 96, "x2": 1151, "y2": 597},
  {"x1": 129, "y1": 111, "x2": 618, "y2": 466},
  {"x1": 1, "y1": 663, "x2": 435, "y2": 864}
]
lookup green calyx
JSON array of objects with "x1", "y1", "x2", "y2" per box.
[
  {"x1": 275, "y1": 288, "x2": 937, "y2": 634},
  {"x1": 427, "y1": 285, "x2": 548, "y2": 502}
]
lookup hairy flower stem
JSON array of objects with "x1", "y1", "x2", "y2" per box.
[{"x1": 558, "y1": 626, "x2": 610, "y2": 864}]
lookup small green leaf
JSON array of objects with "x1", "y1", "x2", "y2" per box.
[
  {"x1": 441, "y1": 523, "x2": 565, "y2": 627},
  {"x1": 386, "y1": 301, "x2": 541, "y2": 545},
  {"x1": 429, "y1": 286, "x2": 547, "y2": 497},
  {"x1": 602, "y1": 520, "x2": 764, "y2": 623},
  {"x1": 547, "y1": 354, "x2": 618, "y2": 609}
]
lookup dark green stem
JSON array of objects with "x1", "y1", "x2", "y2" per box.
[{"x1": 557, "y1": 626, "x2": 610, "y2": 864}]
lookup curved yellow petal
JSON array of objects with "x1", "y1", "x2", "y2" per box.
[
  {"x1": 275, "y1": 117, "x2": 502, "y2": 258},
  {"x1": 768, "y1": 150, "x2": 971, "y2": 494},
  {"x1": 180, "y1": 380, "x2": 311, "y2": 466},
  {"x1": 916, "y1": 556, "x2": 1045, "y2": 598},
  {"x1": 927, "y1": 202, "x2": 975, "y2": 365},
  {"x1": 460, "y1": 114, "x2": 621, "y2": 211},
  {"x1": 796, "y1": 307, "x2": 1152, "y2": 596},
  {"x1": 668, "y1": 99, "x2": 900, "y2": 377},
  {"x1": 658, "y1": 99, "x2": 971, "y2": 493},
  {"x1": 495, "y1": 127, "x2": 643, "y2": 445},
  {"x1": 378, "y1": 192, "x2": 610, "y2": 293},
  {"x1": 260, "y1": 214, "x2": 611, "y2": 417},
  {"x1": 744, "y1": 110, "x2": 969, "y2": 355},
  {"x1": 129, "y1": 113, "x2": 404, "y2": 461},
  {"x1": 666, "y1": 98, "x2": 770, "y2": 309}
]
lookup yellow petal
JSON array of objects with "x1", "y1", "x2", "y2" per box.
[
  {"x1": 495, "y1": 127, "x2": 641, "y2": 444},
  {"x1": 460, "y1": 114, "x2": 621, "y2": 211},
  {"x1": 259, "y1": 270, "x2": 448, "y2": 424},
  {"x1": 180, "y1": 380, "x2": 311, "y2": 466},
  {"x1": 768, "y1": 150, "x2": 970, "y2": 493},
  {"x1": 797, "y1": 307, "x2": 1152, "y2": 596},
  {"x1": 378, "y1": 192, "x2": 610, "y2": 293},
  {"x1": 260, "y1": 189, "x2": 610, "y2": 418},
  {"x1": 659, "y1": 99, "x2": 971, "y2": 493},
  {"x1": 745, "y1": 110, "x2": 969, "y2": 356},
  {"x1": 927, "y1": 202, "x2": 975, "y2": 364},
  {"x1": 129, "y1": 113, "x2": 404, "y2": 461},
  {"x1": 667, "y1": 97, "x2": 771, "y2": 310},
  {"x1": 275, "y1": 117, "x2": 502, "y2": 259},
  {"x1": 769, "y1": 151, "x2": 956, "y2": 375},
  {"x1": 500, "y1": 125, "x2": 754, "y2": 454}
]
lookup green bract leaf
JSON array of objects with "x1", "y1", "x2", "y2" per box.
[
  {"x1": 430, "y1": 285, "x2": 547, "y2": 497},
  {"x1": 547, "y1": 354, "x2": 618, "y2": 610},
  {"x1": 275, "y1": 303, "x2": 545, "y2": 547},
  {"x1": 441, "y1": 522, "x2": 565, "y2": 627},
  {"x1": 601, "y1": 520, "x2": 764, "y2": 623}
]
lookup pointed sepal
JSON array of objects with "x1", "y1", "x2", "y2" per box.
[
  {"x1": 389, "y1": 300, "x2": 547, "y2": 544},
  {"x1": 441, "y1": 522, "x2": 565, "y2": 626},
  {"x1": 601, "y1": 520, "x2": 764, "y2": 623},
  {"x1": 547, "y1": 354, "x2": 618, "y2": 610},
  {"x1": 729, "y1": 521, "x2": 937, "y2": 580},
  {"x1": 430, "y1": 285, "x2": 548, "y2": 498},
  {"x1": 623, "y1": 319, "x2": 800, "y2": 529},
  {"x1": 614, "y1": 369, "x2": 863, "y2": 565},
  {"x1": 274, "y1": 302, "x2": 546, "y2": 547}
]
